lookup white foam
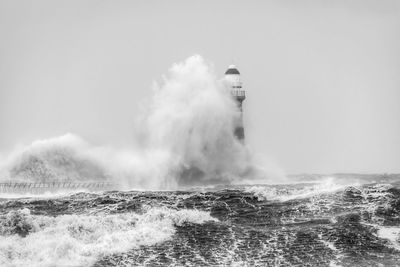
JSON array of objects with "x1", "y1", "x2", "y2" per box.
[
  {"x1": 0, "y1": 208, "x2": 216, "y2": 267},
  {"x1": 376, "y1": 226, "x2": 400, "y2": 250},
  {"x1": 245, "y1": 177, "x2": 351, "y2": 201}
]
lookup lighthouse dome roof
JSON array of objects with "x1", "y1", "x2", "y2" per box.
[{"x1": 225, "y1": 65, "x2": 240, "y2": 75}]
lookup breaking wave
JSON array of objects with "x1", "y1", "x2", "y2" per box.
[
  {"x1": 1, "y1": 134, "x2": 110, "y2": 184},
  {"x1": 0, "y1": 55, "x2": 283, "y2": 190},
  {"x1": 244, "y1": 177, "x2": 353, "y2": 202},
  {"x1": 0, "y1": 207, "x2": 216, "y2": 267}
]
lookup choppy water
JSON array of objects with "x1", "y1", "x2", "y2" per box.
[{"x1": 1, "y1": 175, "x2": 400, "y2": 266}]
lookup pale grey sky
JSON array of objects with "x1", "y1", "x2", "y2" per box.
[{"x1": 0, "y1": 0, "x2": 399, "y2": 174}]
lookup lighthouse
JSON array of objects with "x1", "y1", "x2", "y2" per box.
[{"x1": 225, "y1": 65, "x2": 246, "y2": 141}]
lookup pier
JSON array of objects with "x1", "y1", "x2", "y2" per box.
[{"x1": 0, "y1": 182, "x2": 118, "y2": 194}]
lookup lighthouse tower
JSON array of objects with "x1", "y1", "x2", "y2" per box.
[{"x1": 225, "y1": 65, "x2": 246, "y2": 141}]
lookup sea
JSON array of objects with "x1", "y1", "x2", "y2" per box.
[{"x1": 1, "y1": 174, "x2": 400, "y2": 267}]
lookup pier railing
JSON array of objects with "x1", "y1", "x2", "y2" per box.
[{"x1": 0, "y1": 182, "x2": 118, "y2": 194}]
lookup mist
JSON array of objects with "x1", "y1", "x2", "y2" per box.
[{"x1": 0, "y1": 55, "x2": 283, "y2": 189}]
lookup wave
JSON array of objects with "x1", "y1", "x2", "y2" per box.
[
  {"x1": 244, "y1": 177, "x2": 352, "y2": 202},
  {"x1": 0, "y1": 207, "x2": 216, "y2": 267},
  {"x1": 1, "y1": 134, "x2": 110, "y2": 184},
  {"x1": 0, "y1": 55, "x2": 284, "y2": 190}
]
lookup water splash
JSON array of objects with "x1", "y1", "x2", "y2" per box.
[
  {"x1": 0, "y1": 207, "x2": 215, "y2": 267},
  {"x1": 0, "y1": 55, "x2": 282, "y2": 190}
]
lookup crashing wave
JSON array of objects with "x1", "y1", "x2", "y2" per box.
[
  {"x1": 4, "y1": 134, "x2": 110, "y2": 183},
  {"x1": 0, "y1": 207, "x2": 216, "y2": 267},
  {"x1": 244, "y1": 177, "x2": 353, "y2": 202},
  {"x1": 0, "y1": 55, "x2": 283, "y2": 190}
]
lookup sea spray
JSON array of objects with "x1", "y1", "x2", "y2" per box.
[
  {"x1": 142, "y1": 55, "x2": 251, "y2": 186},
  {"x1": 2, "y1": 134, "x2": 110, "y2": 183},
  {"x1": 0, "y1": 55, "x2": 280, "y2": 190}
]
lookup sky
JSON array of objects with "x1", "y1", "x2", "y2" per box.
[{"x1": 0, "y1": 0, "x2": 399, "y2": 174}]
